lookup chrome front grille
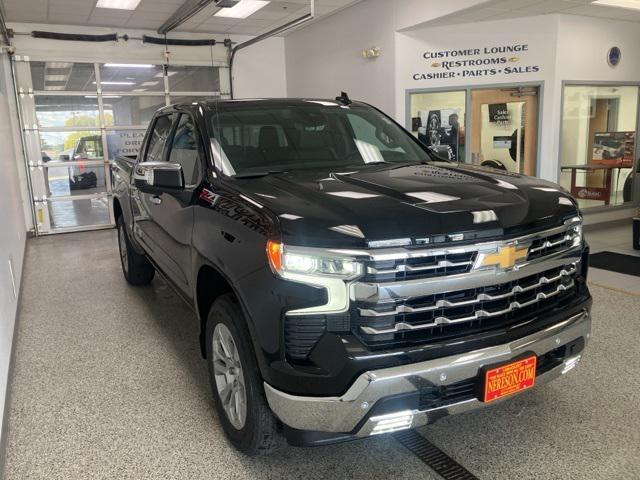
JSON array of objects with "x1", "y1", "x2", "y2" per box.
[
  {"x1": 357, "y1": 217, "x2": 581, "y2": 283},
  {"x1": 362, "y1": 251, "x2": 477, "y2": 282},
  {"x1": 358, "y1": 265, "x2": 576, "y2": 323},
  {"x1": 527, "y1": 230, "x2": 575, "y2": 260},
  {"x1": 355, "y1": 263, "x2": 579, "y2": 348}
]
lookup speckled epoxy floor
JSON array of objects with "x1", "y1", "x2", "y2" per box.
[{"x1": 3, "y1": 229, "x2": 640, "y2": 480}]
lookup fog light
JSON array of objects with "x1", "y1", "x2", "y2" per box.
[
  {"x1": 369, "y1": 410, "x2": 414, "y2": 435},
  {"x1": 561, "y1": 354, "x2": 582, "y2": 374}
]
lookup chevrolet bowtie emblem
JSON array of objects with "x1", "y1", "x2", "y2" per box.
[{"x1": 479, "y1": 244, "x2": 528, "y2": 270}]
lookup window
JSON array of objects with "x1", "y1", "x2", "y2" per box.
[
  {"x1": 208, "y1": 103, "x2": 433, "y2": 176},
  {"x1": 168, "y1": 114, "x2": 200, "y2": 185},
  {"x1": 560, "y1": 85, "x2": 638, "y2": 208},
  {"x1": 145, "y1": 115, "x2": 173, "y2": 163},
  {"x1": 408, "y1": 90, "x2": 466, "y2": 162}
]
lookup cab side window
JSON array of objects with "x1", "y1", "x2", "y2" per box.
[
  {"x1": 145, "y1": 115, "x2": 173, "y2": 163},
  {"x1": 167, "y1": 114, "x2": 201, "y2": 186}
]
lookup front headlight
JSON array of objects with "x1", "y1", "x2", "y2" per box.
[
  {"x1": 566, "y1": 217, "x2": 583, "y2": 248},
  {"x1": 266, "y1": 241, "x2": 362, "y2": 315},
  {"x1": 267, "y1": 241, "x2": 361, "y2": 278}
]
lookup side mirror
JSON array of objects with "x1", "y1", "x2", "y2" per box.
[{"x1": 133, "y1": 162, "x2": 184, "y2": 194}]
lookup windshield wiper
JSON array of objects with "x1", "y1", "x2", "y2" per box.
[{"x1": 232, "y1": 170, "x2": 288, "y2": 179}]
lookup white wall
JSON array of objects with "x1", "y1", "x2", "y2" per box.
[
  {"x1": 232, "y1": 36, "x2": 287, "y2": 98},
  {"x1": 285, "y1": 0, "x2": 397, "y2": 114},
  {"x1": 0, "y1": 52, "x2": 27, "y2": 455},
  {"x1": 394, "y1": 0, "x2": 492, "y2": 32}
]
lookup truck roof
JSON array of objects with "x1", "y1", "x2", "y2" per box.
[{"x1": 162, "y1": 98, "x2": 368, "y2": 112}]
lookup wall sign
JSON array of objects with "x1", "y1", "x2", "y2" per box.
[
  {"x1": 488, "y1": 103, "x2": 510, "y2": 123},
  {"x1": 106, "y1": 131, "x2": 145, "y2": 159},
  {"x1": 413, "y1": 43, "x2": 541, "y2": 81},
  {"x1": 607, "y1": 46, "x2": 621, "y2": 68}
]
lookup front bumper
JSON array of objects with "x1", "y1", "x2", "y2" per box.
[{"x1": 264, "y1": 308, "x2": 590, "y2": 442}]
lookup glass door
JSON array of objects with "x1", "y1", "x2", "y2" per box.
[
  {"x1": 469, "y1": 87, "x2": 539, "y2": 176},
  {"x1": 12, "y1": 57, "x2": 230, "y2": 234}
]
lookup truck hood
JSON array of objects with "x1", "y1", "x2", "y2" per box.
[{"x1": 232, "y1": 163, "x2": 579, "y2": 248}]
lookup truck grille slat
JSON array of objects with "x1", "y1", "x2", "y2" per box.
[
  {"x1": 358, "y1": 265, "x2": 577, "y2": 318},
  {"x1": 360, "y1": 278, "x2": 574, "y2": 335},
  {"x1": 355, "y1": 262, "x2": 579, "y2": 348}
]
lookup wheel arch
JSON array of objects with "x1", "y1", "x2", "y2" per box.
[
  {"x1": 113, "y1": 197, "x2": 122, "y2": 221},
  {"x1": 195, "y1": 263, "x2": 241, "y2": 358}
]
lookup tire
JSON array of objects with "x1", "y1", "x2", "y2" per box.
[
  {"x1": 116, "y1": 215, "x2": 155, "y2": 286},
  {"x1": 623, "y1": 173, "x2": 633, "y2": 203},
  {"x1": 205, "y1": 293, "x2": 283, "y2": 456}
]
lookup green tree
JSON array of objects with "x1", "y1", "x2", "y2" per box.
[{"x1": 62, "y1": 113, "x2": 112, "y2": 150}]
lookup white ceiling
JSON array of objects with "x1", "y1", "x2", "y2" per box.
[
  {"x1": 424, "y1": 0, "x2": 640, "y2": 26},
  {"x1": 1, "y1": 0, "x2": 360, "y2": 35}
]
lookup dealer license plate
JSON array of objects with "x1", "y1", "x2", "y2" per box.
[{"x1": 483, "y1": 356, "x2": 537, "y2": 403}]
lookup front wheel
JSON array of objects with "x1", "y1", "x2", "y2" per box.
[
  {"x1": 116, "y1": 216, "x2": 155, "y2": 286},
  {"x1": 205, "y1": 293, "x2": 283, "y2": 455}
]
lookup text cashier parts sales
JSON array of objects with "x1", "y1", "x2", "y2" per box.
[{"x1": 413, "y1": 43, "x2": 540, "y2": 81}]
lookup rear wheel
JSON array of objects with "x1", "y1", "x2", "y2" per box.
[
  {"x1": 116, "y1": 216, "x2": 155, "y2": 286},
  {"x1": 206, "y1": 293, "x2": 283, "y2": 455}
]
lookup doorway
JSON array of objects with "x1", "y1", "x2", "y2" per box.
[{"x1": 469, "y1": 86, "x2": 539, "y2": 176}]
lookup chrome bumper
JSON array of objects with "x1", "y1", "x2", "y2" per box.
[{"x1": 264, "y1": 309, "x2": 591, "y2": 437}]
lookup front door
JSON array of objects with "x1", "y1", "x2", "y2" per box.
[
  {"x1": 470, "y1": 87, "x2": 539, "y2": 176},
  {"x1": 137, "y1": 112, "x2": 202, "y2": 297}
]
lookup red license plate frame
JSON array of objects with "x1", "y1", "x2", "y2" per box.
[{"x1": 481, "y1": 355, "x2": 537, "y2": 403}]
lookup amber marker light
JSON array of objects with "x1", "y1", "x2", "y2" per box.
[{"x1": 266, "y1": 240, "x2": 283, "y2": 273}]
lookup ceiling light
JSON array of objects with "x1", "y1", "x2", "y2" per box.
[
  {"x1": 45, "y1": 62, "x2": 72, "y2": 69},
  {"x1": 140, "y1": 81, "x2": 159, "y2": 86},
  {"x1": 93, "y1": 81, "x2": 135, "y2": 85},
  {"x1": 96, "y1": 0, "x2": 142, "y2": 10},
  {"x1": 592, "y1": 0, "x2": 640, "y2": 10},
  {"x1": 45, "y1": 75, "x2": 68, "y2": 81},
  {"x1": 84, "y1": 95, "x2": 122, "y2": 98},
  {"x1": 104, "y1": 63, "x2": 154, "y2": 68},
  {"x1": 215, "y1": 0, "x2": 269, "y2": 18}
]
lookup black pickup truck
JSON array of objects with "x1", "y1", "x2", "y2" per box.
[{"x1": 112, "y1": 97, "x2": 592, "y2": 455}]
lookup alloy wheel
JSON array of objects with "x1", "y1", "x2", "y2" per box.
[{"x1": 212, "y1": 323, "x2": 247, "y2": 430}]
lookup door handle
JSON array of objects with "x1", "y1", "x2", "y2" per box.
[{"x1": 150, "y1": 195, "x2": 162, "y2": 205}]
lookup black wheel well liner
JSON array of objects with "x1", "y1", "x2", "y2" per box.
[
  {"x1": 195, "y1": 264, "x2": 235, "y2": 357},
  {"x1": 113, "y1": 197, "x2": 122, "y2": 221}
]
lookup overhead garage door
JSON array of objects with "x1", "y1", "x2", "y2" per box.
[{"x1": 12, "y1": 57, "x2": 229, "y2": 234}]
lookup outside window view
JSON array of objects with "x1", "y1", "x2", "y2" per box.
[
  {"x1": 25, "y1": 61, "x2": 223, "y2": 231},
  {"x1": 560, "y1": 85, "x2": 638, "y2": 208}
]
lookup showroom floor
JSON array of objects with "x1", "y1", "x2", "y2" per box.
[{"x1": 3, "y1": 224, "x2": 640, "y2": 480}]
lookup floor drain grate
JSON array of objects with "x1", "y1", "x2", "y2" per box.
[{"x1": 393, "y1": 429, "x2": 479, "y2": 480}]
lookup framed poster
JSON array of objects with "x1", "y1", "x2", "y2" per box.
[{"x1": 592, "y1": 131, "x2": 635, "y2": 167}]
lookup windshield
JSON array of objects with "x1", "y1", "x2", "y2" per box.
[{"x1": 206, "y1": 102, "x2": 435, "y2": 176}]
